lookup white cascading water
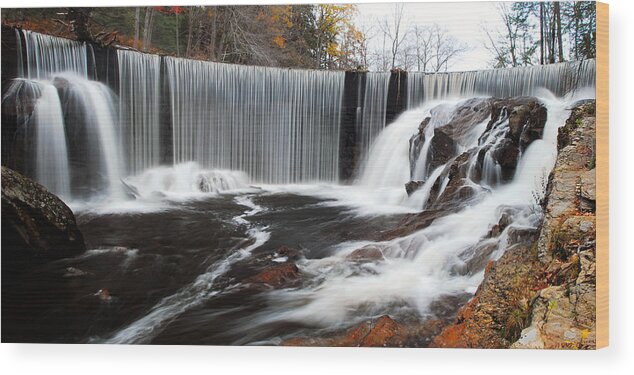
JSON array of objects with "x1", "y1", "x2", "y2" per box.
[
  {"x1": 2, "y1": 78, "x2": 73, "y2": 198},
  {"x1": 6, "y1": 30, "x2": 125, "y2": 200},
  {"x1": 17, "y1": 29, "x2": 91, "y2": 80},
  {"x1": 408, "y1": 59, "x2": 596, "y2": 108},
  {"x1": 165, "y1": 56, "x2": 345, "y2": 184},
  {"x1": 118, "y1": 49, "x2": 161, "y2": 175},
  {"x1": 356, "y1": 72, "x2": 391, "y2": 164},
  {"x1": 124, "y1": 161, "x2": 250, "y2": 198},
  {"x1": 244, "y1": 90, "x2": 591, "y2": 332},
  {"x1": 60, "y1": 73, "x2": 125, "y2": 199},
  {"x1": 4, "y1": 29, "x2": 598, "y2": 344},
  {"x1": 33, "y1": 83, "x2": 72, "y2": 198}
]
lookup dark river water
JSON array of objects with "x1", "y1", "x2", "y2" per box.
[{"x1": 2, "y1": 190, "x2": 407, "y2": 344}]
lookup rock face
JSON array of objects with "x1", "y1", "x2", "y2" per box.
[
  {"x1": 406, "y1": 97, "x2": 547, "y2": 212},
  {"x1": 430, "y1": 101, "x2": 597, "y2": 350},
  {"x1": 1, "y1": 166, "x2": 86, "y2": 273},
  {"x1": 431, "y1": 242, "x2": 541, "y2": 348},
  {"x1": 408, "y1": 98, "x2": 492, "y2": 183},
  {"x1": 480, "y1": 97, "x2": 547, "y2": 181},
  {"x1": 511, "y1": 102, "x2": 596, "y2": 350},
  {"x1": 283, "y1": 315, "x2": 445, "y2": 348}
]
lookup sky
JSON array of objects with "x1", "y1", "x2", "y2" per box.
[{"x1": 354, "y1": 1, "x2": 507, "y2": 71}]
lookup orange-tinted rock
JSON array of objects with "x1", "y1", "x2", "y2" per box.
[
  {"x1": 283, "y1": 315, "x2": 447, "y2": 348},
  {"x1": 430, "y1": 243, "x2": 540, "y2": 349},
  {"x1": 246, "y1": 263, "x2": 300, "y2": 288},
  {"x1": 346, "y1": 246, "x2": 384, "y2": 262},
  {"x1": 358, "y1": 315, "x2": 405, "y2": 347}
]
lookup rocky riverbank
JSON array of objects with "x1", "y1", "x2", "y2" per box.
[
  {"x1": 1, "y1": 166, "x2": 86, "y2": 276},
  {"x1": 431, "y1": 101, "x2": 597, "y2": 349}
]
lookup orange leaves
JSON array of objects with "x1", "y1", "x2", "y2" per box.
[
  {"x1": 273, "y1": 35, "x2": 286, "y2": 49},
  {"x1": 154, "y1": 6, "x2": 186, "y2": 15}
]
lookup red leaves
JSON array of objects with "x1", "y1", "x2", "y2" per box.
[{"x1": 154, "y1": 6, "x2": 185, "y2": 15}]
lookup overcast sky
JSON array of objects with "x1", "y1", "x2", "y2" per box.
[{"x1": 354, "y1": 1, "x2": 507, "y2": 71}]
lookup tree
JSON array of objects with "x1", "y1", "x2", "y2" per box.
[
  {"x1": 429, "y1": 24, "x2": 467, "y2": 72},
  {"x1": 484, "y1": 2, "x2": 538, "y2": 68},
  {"x1": 142, "y1": 6, "x2": 155, "y2": 50},
  {"x1": 410, "y1": 25, "x2": 434, "y2": 72},
  {"x1": 311, "y1": 4, "x2": 359, "y2": 69},
  {"x1": 134, "y1": 8, "x2": 140, "y2": 49},
  {"x1": 486, "y1": 1, "x2": 595, "y2": 68},
  {"x1": 66, "y1": 7, "x2": 93, "y2": 41},
  {"x1": 377, "y1": 3, "x2": 409, "y2": 69}
]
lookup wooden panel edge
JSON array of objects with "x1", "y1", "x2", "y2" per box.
[{"x1": 595, "y1": 1, "x2": 609, "y2": 349}]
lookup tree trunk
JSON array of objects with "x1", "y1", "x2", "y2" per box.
[
  {"x1": 549, "y1": 6, "x2": 556, "y2": 64},
  {"x1": 142, "y1": 7, "x2": 155, "y2": 51},
  {"x1": 555, "y1": 2, "x2": 564, "y2": 62},
  {"x1": 176, "y1": 13, "x2": 180, "y2": 57},
  {"x1": 67, "y1": 7, "x2": 92, "y2": 42},
  {"x1": 186, "y1": 9, "x2": 194, "y2": 58},
  {"x1": 209, "y1": 9, "x2": 217, "y2": 60},
  {"x1": 134, "y1": 8, "x2": 140, "y2": 49},
  {"x1": 539, "y1": 3, "x2": 544, "y2": 65}
]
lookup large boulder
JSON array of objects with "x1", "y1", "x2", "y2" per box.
[
  {"x1": 479, "y1": 97, "x2": 548, "y2": 182},
  {"x1": 1, "y1": 167, "x2": 86, "y2": 273},
  {"x1": 409, "y1": 98, "x2": 492, "y2": 181}
]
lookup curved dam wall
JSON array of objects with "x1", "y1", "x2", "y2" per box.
[{"x1": 1, "y1": 27, "x2": 595, "y2": 195}]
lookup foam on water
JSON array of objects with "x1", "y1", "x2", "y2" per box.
[
  {"x1": 237, "y1": 91, "x2": 592, "y2": 332},
  {"x1": 103, "y1": 195, "x2": 270, "y2": 344}
]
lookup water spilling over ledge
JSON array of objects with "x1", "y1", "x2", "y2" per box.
[
  {"x1": 1, "y1": 28, "x2": 597, "y2": 346},
  {"x1": 2, "y1": 28, "x2": 595, "y2": 198}
]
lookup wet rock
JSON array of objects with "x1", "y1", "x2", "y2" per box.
[
  {"x1": 425, "y1": 151, "x2": 480, "y2": 210},
  {"x1": 435, "y1": 98, "x2": 493, "y2": 144},
  {"x1": 452, "y1": 240, "x2": 499, "y2": 276},
  {"x1": 409, "y1": 117, "x2": 432, "y2": 176},
  {"x1": 357, "y1": 315, "x2": 407, "y2": 347},
  {"x1": 433, "y1": 101, "x2": 598, "y2": 349},
  {"x1": 346, "y1": 245, "x2": 384, "y2": 263},
  {"x1": 405, "y1": 180, "x2": 424, "y2": 196},
  {"x1": 409, "y1": 98, "x2": 492, "y2": 180},
  {"x1": 284, "y1": 315, "x2": 446, "y2": 348},
  {"x1": 487, "y1": 206, "x2": 521, "y2": 238},
  {"x1": 94, "y1": 288, "x2": 114, "y2": 304},
  {"x1": 246, "y1": 263, "x2": 300, "y2": 289},
  {"x1": 63, "y1": 267, "x2": 93, "y2": 278},
  {"x1": 1, "y1": 167, "x2": 86, "y2": 275},
  {"x1": 479, "y1": 98, "x2": 548, "y2": 182},
  {"x1": 427, "y1": 128, "x2": 456, "y2": 172},
  {"x1": 381, "y1": 209, "x2": 454, "y2": 240},
  {"x1": 506, "y1": 226, "x2": 540, "y2": 246},
  {"x1": 431, "y1": 243, "x2": 540, "y2": 348}
]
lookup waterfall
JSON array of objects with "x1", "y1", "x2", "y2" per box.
[
  {"x1": 357, "y1": 73, "x2": 391, "y2": 164},
  {"x1": 250, "y1": 92, "x2": 590, "y2": 330},
  {"x1": 4, "y1": 28, "x2": 597, "y2": 202},
  {"x1": 33, "y1": 82, "x2": 72, "y2": 198},
  {"x1": 5, "y1": 30, "x2": 123, "y2": 200},
  {"x1": 407, "y1": 59, "x2": 596, "y2": 107},
  {"x1": 165, "y1": 56, "x2": 344, "y2": 184},
  {"x1": 357, "y1": 105, "x2": 435, "y2": 188},
  {"x1": 60, "y1": 74, "x2": 124, "y2": 199},
  {"x1": 18, "y1": 29, "x2": 91, "y2": 79},
  {"x1": 117, "y1": 49, "x2": 161, "y2": 175}
]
